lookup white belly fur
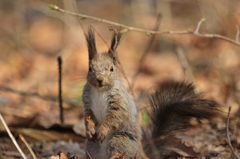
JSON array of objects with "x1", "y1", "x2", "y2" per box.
[{"x1": 91, "y1": 88, "x2": 108, "y2": 126}]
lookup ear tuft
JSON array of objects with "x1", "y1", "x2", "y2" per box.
[
  {"x1": 108, "y1": 30, "x2": 122, "y2": 62},
  {"x1": 85, "y1": 27, "x2": 97, "y2": 61}
]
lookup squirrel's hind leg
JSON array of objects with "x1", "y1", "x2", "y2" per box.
[{"x1": 103, "y1": 134, "x2": 142, "y2": 159}]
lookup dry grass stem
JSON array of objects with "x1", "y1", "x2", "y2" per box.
[
  {"x1": 19, "y1": 134, "x2": 37, "y2": 159},
  {"x1": 0, "y1": 113, "x2": 27, "y2": 159}
]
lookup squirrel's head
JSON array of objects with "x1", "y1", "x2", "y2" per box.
[{"x1": 85, "y1": 27, "x2": 121, "y2": 91}]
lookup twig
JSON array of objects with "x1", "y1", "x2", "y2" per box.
[
  {"x1": 236, "y1": 25, "x2": 239, "y2": 42},
  {"x1": 0, "y1": 85, "x2": 82, "y2": 107},
  {"x1": 194, "y1": 18, "x2": 205, "y2": 33},
  {"x1": 226, "y1": 107, "x2": 240, "y2": 159},
  {"x1": 86, "y1": 150, "x2": 92, "y2": 159},
  {"x1": 58, "y1": 56, "x2": 64, "y2": 124},
  {"x1": 118, "y1": 60, "x2": 135, "y2": 98},
  {"x1": 89, "y1": 25, "x2": 135, "y2": 97},
  {"x1": 49, "y1": 5, "x2": 240, "y2": 47},
  {"x1": 131, "y1": 14, "x2": 162, "y2": 89},
  {"x1": 19, "y1": 134, "x2": 37, "y2": 159},
  {"x1": 0, "y1": 113, "x2": 27, "y2": 159},
  {"x1": 175, "y1": 46, "x2": 199, "y2": 94},
  {"x1": 118, "y1": 150, "x2": 126, "y2": 159}
]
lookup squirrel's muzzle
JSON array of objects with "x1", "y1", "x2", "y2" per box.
[{"x1": 96, "y1": 75, "x2": 104, "y2": 85}]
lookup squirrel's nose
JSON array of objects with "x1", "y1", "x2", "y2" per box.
[
  {"x1": 97, "y1": 79, "x2": 102, "y2": 84},
  {"x1": 96, "y1": 75, "x2": 104, "y2": 84},
  {"x1": 96, "y1": 74, "x2": 104, "y2": 84}
]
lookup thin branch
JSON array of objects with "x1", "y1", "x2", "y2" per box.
[
  {"x1": 226, "y1": 107, "x2": 240, "y2": 159},
  {"x1": 236, "y1": 25, "x2": 239, "y2": 42},
  {"x1": 118, "y1": 60, "x2": 135, "y2": 98},
  {"x1": 194, "y1": 32, "x2": 240, "y2": 46},
  {"x1": 58, "y1": 56, "x2": 64, "y2": 124},
  {"x1": 49, "y1": 5, "x2": 240, "y2": 47},
  {"x1": 0, "y1": 85, "x2": 82, "y2": 107},
  {"x1": 131, "y1": 14, "x2": 162, "y2": 89},
  {"x1": 175, "y1": 46, "x2": 199, "y2": 94},
  {"x1": 19, "y1": 134, "x2": 37, "y2": 159},
  {"x1": 86, "y1": 150, "x2": 92, "y2": 159},
  {"x1": 194, "y1": 18, "x2": 205, "y2": 33},
  {"x1": 0, "y1": 113, "x2": 27, "y2": 159}
]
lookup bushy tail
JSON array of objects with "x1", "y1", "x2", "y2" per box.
[{"x1": 145, "y1": 81, "x2": 219, "y2": 158}]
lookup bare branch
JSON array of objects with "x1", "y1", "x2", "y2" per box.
[
  {"x1": 175, "y1": 46, "x2": 199, "y2": 94},
  {"x1": 49, "y1": 5, "x2": 240, "y2": 47},
  {"x1": 0, "y1": 113, "x2": 27, "y2": 159},
  {"x1": 195, "y1": 18, "x2": 205, "y2": 33},
  {"x1": 193, "y1": 32, "x2": 240, "y2": 46},
  {"x1": 226, "y1": 107, "x2": 240, "y2": 159},
  {"x1": 0, "y1": 85, "x2": 82, "y2": 107}
]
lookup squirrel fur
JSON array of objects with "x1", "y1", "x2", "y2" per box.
[{"x1": 82, "y1": 27, "x2": 219, "y2": 159}]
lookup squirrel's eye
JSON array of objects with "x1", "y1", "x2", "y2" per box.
[
  {"x1": 110, "y1": 66, "x2": 114, "y2": 72},
  {"x1": 89, "y1": 66, "x2": 92, "y2": 72}
]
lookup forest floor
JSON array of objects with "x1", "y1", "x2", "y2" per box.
[{"x1": 1, "y1": 0, "x2": 240, "y2": 158}]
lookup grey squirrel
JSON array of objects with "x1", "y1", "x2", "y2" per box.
[{"x1": 82, "y1": 27, "x2": 219, "y2": 159}]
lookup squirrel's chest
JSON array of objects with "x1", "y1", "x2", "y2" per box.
[{"x1": 91, "y1": 89, "x2": 108, "y2": 126}]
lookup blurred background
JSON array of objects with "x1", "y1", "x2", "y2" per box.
[{"x1": 1, "y1": 0, "x2": 240, "y2": 158}]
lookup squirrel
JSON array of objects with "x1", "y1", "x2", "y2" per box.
[{"x1": 82, "y1": 27, "x2": 219, "y2": 159}]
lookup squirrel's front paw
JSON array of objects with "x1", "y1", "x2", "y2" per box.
[
  {"x1": 86, "y1": 129, "x2": 95, "y2": 139},
  {"x1": 86, "y1": 118, "x2": 96, "y2": 140},
  {"x1": 98, "y1": 125, "x2": 109, "y2": 143}
]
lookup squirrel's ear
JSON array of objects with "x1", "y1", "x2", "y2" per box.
[
  {"x1": 85, "y1": 27, "x2": 97, "y2": 61},
  {"x1": 108, "y1": 31, "x2": 122, "y2": 63}
]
